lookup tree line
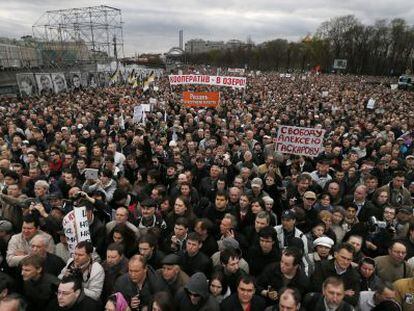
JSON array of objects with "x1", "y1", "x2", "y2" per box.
[{"x1": 184, "y1": 15, "x2": 414, "y2": 76}]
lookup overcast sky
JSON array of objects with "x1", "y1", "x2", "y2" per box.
[{"x1": 1, "y1": 0, "x2": 414, "y2": 56}]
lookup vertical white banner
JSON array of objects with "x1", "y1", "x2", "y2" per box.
[
  {"x1": 73, "y1": 206, "x2": 91, "y2": 242},
  {"x1": 62, "y1": 211, "x2": 77, "y2": 255}
]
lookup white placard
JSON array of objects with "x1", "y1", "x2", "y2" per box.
[
  {"x1": 276, "y1": 125, "x2": 325, "y2": 157},
  {"x1": 149, "y1": 98, "x2": 157, "y2": 105},
  {"x1": 133, "y1": 105, "x2": 143, "y2": 123},
  {"x1": 367, "y1": 98, "x2": 376, "y2": 109},
  {"x1": 391, "y1": 84, "x2": 398, "y2": 90},
  {"x1": 62, "y1": 211, "x2": 77, "y2": 255},
  {"x1": 322, "y1": 91, "x2": 329, "y2": 97},
  {"x1": 228, "y1": 68, "x2": 245, "y2": 74},
  {"x1": 73, "y1": 206, "x2": 91, "y2": 242},
  {"x1": 142, "y1": 104, "x2": 151, "y2": 112}
]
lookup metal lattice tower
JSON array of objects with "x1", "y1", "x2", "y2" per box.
[{"x1": 32, "y1": 5, "x2": 124, "y2": 67}]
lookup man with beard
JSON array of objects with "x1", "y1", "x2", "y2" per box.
[
  {"x1": 101, "y1": 243, "x2": 128, "y2": 300},
  {"x1": 304, "y1": 277, "x2": 354, "y2": 311}
]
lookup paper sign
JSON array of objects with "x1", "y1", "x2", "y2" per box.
[
  {"x1": 182, "y1": 91, "x2": 220, "y2": 108},
  {"x1": 367, "y1": 98, "x2": 376, "y2": 109},
  {"x1": 275, "y1": 125, "x2": 325, "y2": 157},
  {"x1": 62, "y1": 206, "x2": 91, "y2": 255},
  {"x1": 73, "y1": 206, "x2": 91, "y2": 242},
  {"x1": 149, "y1": 98, "x2": 157, "y2": 105},
  {"x1": 133, "y1": 105, "x2": 143, "y2": 123},
  {"x1": 391, "y1": 84, "x2": 398, "y2": 90},
  {"x1": 142, "y1": 104, "x2": 151, "y2": 112},
  {"x1": 322, "y1": 91, "x2": 329, "y2": 97},
  {"x1": 62, "y1": 211, "x2": 77, "y2": 255}
]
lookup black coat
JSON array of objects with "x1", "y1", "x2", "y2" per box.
[
  {"x1": 200, "y1": 234, "x2": 219, "y2": 257},
  {"x1": 46, "y1": 292, "x2": 103, "y2": 311},
  {"x1": 247, "y1": 245, "x2": 280, "y2": 276},
  {"x1": 44, "y1": 252, "x2": 66, "y2": 277},
  {"x1": 220, "y1": 293, "x2": 266, "y2": 311},
  {"x1": 180, "y1": 251, "x2": 212, "y2": 277},
  {"x1": 23, "y1": 273, "x2": 59, "y2": 311},
  {"x1": 303, "y1": 292, "x2": 354, "y2": 311},
  {"x1": 113, "y1": 268, "x2": 169, "y2": 308},
  {"x1": 257, "y1": 262, "x2": 310, "y2": 305}
]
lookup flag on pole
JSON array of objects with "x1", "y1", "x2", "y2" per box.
[
  {"x1": 143, "y1": 71, "x2": 155, "y2": 92},
  {"x1": 127, "y1": 69, "x2": 136, "y2": 85},
  {"x1": 119, "y1": 111, "x2": 125, "y2": 130}
]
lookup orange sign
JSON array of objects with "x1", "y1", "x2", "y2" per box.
[{"x1": 182, "y1": 91, "x2": 220, "y2": 108}]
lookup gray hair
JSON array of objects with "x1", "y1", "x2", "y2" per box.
[
  {"x1": 262, "y1": 196, "x2": 274, "y2": 205},
  {"x1": 34, "y1": 180, "x2": 50, "y2": 191},
  {"x1": 223, "y1": 213, "x2": 238, "y2": 228}
]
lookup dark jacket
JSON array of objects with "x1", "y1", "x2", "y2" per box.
[
  {"x1": 44, "y1": 252, "x2": 66, "y2": 277},
  {"x1": 23, "y1": 273, "x2": 59, "y2": 311},
  {"x1": 200, "y1": 234, "x2": 219, "y2": 257},
  {"x1": 220, "y1": 293, "x2": 266, "y2": 311},
  {"x1": 146, "y1": 249, "x2": 166, "y2": 270},
  {"x1": 156, "y1": 268, "x2": 189, "y2": 296},
  {"x1": 303, "y1": 292, "x2": 354, "y2": 311},
  {"x1": 101, "y1": 256, "x2": 128, "y2": 300},
  {"x1": 175, "y1": 272, "x2": 220, "y2": 311},
  {"x1": 247, "y1": 245, "x2": 280, "y2": 276},
  {"x1": 311, "y1": 259, "x2": 361, "y2": 306},
  {"x1": 257, "y1": 262, "x2": 310, "y2": 305},
  {"x1": 89, "y1": 216, "x2": 106, "y2": 258},
  {"x1": 113, "y1": 267, "x2": 169, "y2": 309},
  {"x1": 180, "y1": 250, "x2": 212, "y2": 277},
  {"x1": 46, "y1": 291, "x2": 102, "y2": 311}
]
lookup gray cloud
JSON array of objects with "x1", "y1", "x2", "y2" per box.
[{"x1": 0, "y1": 0, "x2": 413, "y2": 55}]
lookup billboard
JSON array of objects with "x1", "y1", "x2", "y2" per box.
[{"x1": 333, "y1": 59, "x2": 347, "y2": 70}]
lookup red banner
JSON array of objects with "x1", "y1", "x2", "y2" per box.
[{"x1": 182, "y1": 91, "x2": 220, "y2": 108}]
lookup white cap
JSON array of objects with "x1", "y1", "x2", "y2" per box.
[{"x1": 313, "y1": 236, "x2": 334, "y2": 249}]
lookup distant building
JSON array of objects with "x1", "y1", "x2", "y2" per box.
[
  {"x1": 185, "y1": 38, "x2": 251, "y2": 54},
  {"x1": 225, "y1": 39, "x2": 248, "y2": 50},
  {"x1": 0, "y1": 41, "x2": 41, "y2": 69},
  {"x1": 179, "y1": 30, "x2": 184, "y2": 50},
  {"x1": 0, "y1": 36, "x2": 93, "y2": 69}
]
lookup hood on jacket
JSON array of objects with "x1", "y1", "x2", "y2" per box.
[{"x1": 184, "y1": 272, "x2": 209, "y2": 299}]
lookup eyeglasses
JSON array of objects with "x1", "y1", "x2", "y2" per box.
[
  {"x1": 57, "y1": 290, "x2": 74, "y2": 296},
  {"x1": 305, "y1": 197, "x2": 316, "y2": 201}
]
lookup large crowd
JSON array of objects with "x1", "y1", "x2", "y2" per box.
[{"x1": 0, "y1": 70, "x2": 414, "y2": 311}]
